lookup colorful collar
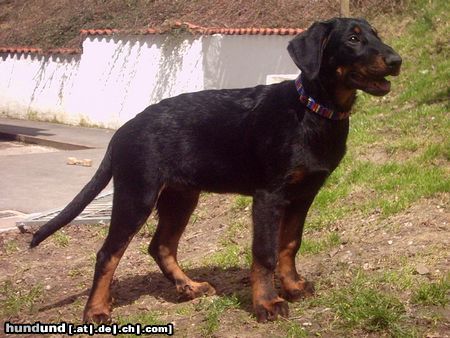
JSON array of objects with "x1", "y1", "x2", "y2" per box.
[{"x1": 295, "y1": 75, "x2": 351, "y2": 120}]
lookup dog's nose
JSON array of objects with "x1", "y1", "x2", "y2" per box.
[{"x1": 385, "y1": 53, "x2": 402, "y2": 74}]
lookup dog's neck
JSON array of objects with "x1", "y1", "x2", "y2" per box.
[{"x1": 300, "y1": 73, "x2": 357, "y2": 114}]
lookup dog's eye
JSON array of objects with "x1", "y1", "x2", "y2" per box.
[{"x1": 349, "y1": 35, "x2": 360, "y2": 43}]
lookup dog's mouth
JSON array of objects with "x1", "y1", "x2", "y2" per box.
[{"x1": 348, "y1": 72, "x2": 393, "y2": 96}]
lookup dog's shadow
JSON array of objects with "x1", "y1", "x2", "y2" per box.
[{"x1": 39, "y1": 266, "x2": 253, "y2": 315}]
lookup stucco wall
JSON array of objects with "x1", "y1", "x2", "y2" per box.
[{"x1": 0, "y1": 33, "x2": 298, "y2": 128}]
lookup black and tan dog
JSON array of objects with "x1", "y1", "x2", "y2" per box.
[{"x1": 31, "y1": 18, "x2": 401, "y2": 323}]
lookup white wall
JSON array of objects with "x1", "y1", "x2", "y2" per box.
[{"x1": 0, "y1": 33, "x2": 298, "y2": 128}]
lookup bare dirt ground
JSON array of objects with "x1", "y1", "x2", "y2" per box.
[
  {"x1": 0, "y1": 0, "x2": 405, "y2": 49},
  {"x1": 0, "y1": 192, "x2": 448, "y2": 336}
]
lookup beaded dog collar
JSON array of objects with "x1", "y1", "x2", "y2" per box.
[{"x1": 295, "y1": 75, "x2": 351, "y2": 120}]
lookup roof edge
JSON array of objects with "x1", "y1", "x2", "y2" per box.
[
  {"x1": 0, "y1": 21, "x2": 304, "y2": 56},
  {"x1": 79, "y1": 21, "x2": 304, "y2": 36}
]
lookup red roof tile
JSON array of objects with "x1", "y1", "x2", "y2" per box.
[
  {"x1": 78, "y1": 22, "x2": 304, "y2": 36},
  {"x1": 0, "y1": 22, "x2": 304, "y2": 56},
  {"x1": 0, "y1": 47, "x2": 43, "y2": 54}
]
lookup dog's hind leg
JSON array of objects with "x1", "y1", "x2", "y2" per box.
[
  {"x1": 148, "y1": 187, "x2": 216, "y2": 299},
  {"x1": 83, "y1": 184, "x2": 159, "y2": 324}
]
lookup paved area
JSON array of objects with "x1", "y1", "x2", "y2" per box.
[{"x1": 0, "y1": 117, "x2": 115, "y2": 231}]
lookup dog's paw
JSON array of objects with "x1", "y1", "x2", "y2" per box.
[
  {"x1": 282, "y1": 278, "x2": 315, "y2": 302},
  {"x1": 83, "y1": 307, "x2": 112, "y2": 324},
  {"x1": 254, "y1": 296, "x2": 289, "y2": 323},
  {"x1": 176, "y1": 280, "x2": 216, "y2": 300}
]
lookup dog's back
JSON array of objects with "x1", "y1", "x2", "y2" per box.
[{"x1": 111, "y1": 80, "x2": 302, "y2": 194}]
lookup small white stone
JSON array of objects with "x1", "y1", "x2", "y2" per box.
[{"x1": 415, "y1": 264, "x2": 430, "y2": 275}]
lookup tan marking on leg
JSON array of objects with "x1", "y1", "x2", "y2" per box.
[
  {"x1": 83, "y1": 247, "x2": 127, "y2": 323},
  {"x1": 149, "y1": 188, "x2": 215, "y2": 299},
  {"x1": 277, "y1": 207, "x2": 314, "y2": 302},
  {"x1": 251, "y1": 261, "x2": 288, "y2": 322}
]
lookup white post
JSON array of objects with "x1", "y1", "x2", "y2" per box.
[{"x1": 340, "y1": 0, "x2": 350, "y2": 17}]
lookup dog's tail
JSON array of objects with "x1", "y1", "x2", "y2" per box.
[{"x1": 30, "y1": 145, "x2": 113, "y2": 248}]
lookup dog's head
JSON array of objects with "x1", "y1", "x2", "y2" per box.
[{"x1": 288, "y1": 18, "x2": 402, "y2": 96}]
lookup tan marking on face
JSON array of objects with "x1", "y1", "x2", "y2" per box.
[
  {"x1": 353, "y1": 26, "x2": 361, "y2": 34},
  {"x1": 336, "y1": 65, "x2": 352, "y2": 79},
  {"x1": 289, "y1": 169, "x2": 306, "y2": 184},
  {"x1": 370, "y1": 54, "x2": 389, "y2": 73},
  {"x1": 335, "y1": 84, "x2": 356, "y2": 110}
]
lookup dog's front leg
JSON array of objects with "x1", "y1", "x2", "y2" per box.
[
  {"x1": 251, "y1": 190, "x2": 289, "y2": 322},
  {"x1": 278, "y1": 198, "x2": 315, "y2": 301}
]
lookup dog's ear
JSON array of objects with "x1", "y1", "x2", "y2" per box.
[{"x1": 287, "y1": 20, "x2": 335, "y2": 80}]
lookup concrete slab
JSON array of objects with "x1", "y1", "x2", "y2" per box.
[
  {"x1": 0, "y1": 117, "x2": 114, "y2": 149},
  {"x1": 0, "y1": 210, "x2": 27, "y2": 232},
  {"x1": 0, "y1": 117, "x2": 114, "y2": 214}
]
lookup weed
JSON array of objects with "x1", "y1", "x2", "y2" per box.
[
  {"x1": 195, "y1": 295, "x2": 240, "y2": 335},
  {"x1": 278, "y1": 320, "x2": 308, "y2": 338},
  {"x1": 219, "y1": 220, "x2": 247, "y2": 247},
  {"x1": 139, "y1": 242, "x2": 149, "y2": 255},
  {"x1": 300, "y1": 232, "x2": 341, "y2": 255},
  {"x1": 206, "y1": 244, "x2": 242, "y2": 269},
  {"x1": 89, "y1": 252, "x2": 97, "y2": 264},
  {"x1": 412, "y1": 275, "x2": 450, "y2": 307},
  {"x1": 208, "y1": 219, "x2": 250, "y2": 268},
  {"x1": 378, "y1": 268, "x2": 415, "y2": 291},
  {"x1": 0, "y1": 281, "x2": 43, "y2": 317},
  {"x1": 319, "y1": 272, "x2": 408, "y2": 335},
  {"x1": 68, "y1": 268, "x2": 83, "y2": 278},
  {"x1": 53, "y1": 231, "x2": 70, "y2": 248},
  {"x1": 175, "y1": 304, "x2": 193, "y2": 316},
  {"x1": 117, "y1": 310, "x2": 164, "y2": 337},
  {"x1": 140, "y1": 221, "x2": 157, "y2": 237},
  {"x1": 4, "y1": 240, "x2": 19, "y2": 254},
  {"x1": 233, "y1": 196, "x2": 252, "y2": 211},
  {"x1": 94, "y1": 224, "x2": 109, "y2": 238}
]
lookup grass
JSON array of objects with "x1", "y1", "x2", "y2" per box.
[
  {"x1": 139, "y1": 220, "x2": 157, "y2": 237},
  {"x1": 411, "y1": 275, "x2": 450, "y2": 307},
  {"x1": 233, "y1": 196, "x2": 252, "y2": 211},
  {"x1": 4, "y1": 240, "x2": 19, "y2": 255},
  {"x1": 0, "y1": 1, "x2": 448, "y2": 337},
  {"x1": 0, "y1": 281, "x2": 43, "y2": 317},
  {"x1": 118, "y1": 310, "x2": 162, "y2": 325},
  {"x1": 299, "y1": 232, "x2": 341, "y2": 255},
  {"x1": 117, "y1": 310, "x2": 165, "y2": 337},
  {"x1": 206, "y1": 244, "x2": 244, "y2": 268},
  {"x1": 68, "y1": 267, "x2": 84, "y2": 278},
  {"x1": 52, "y1": 230, "x2": 70, "y2": 247},
  {"x1": 92, "y1": 222, "x2": 109, "y2": 238},
  {"x1": 304, "y1": 0, "x2": 450, "y2": 231},
  {"x1": 205, "y1": 219, "x2": 251, "y2": 268},
  {"x1": 194, "y1": 295, "x2": 240, "y2": 336},
  {"x1": 378, "y1": 268, "x2": 415, "y2": 291},
  {"x1": 320, "y1": 272, "x2": 409, "y2": 335},
  {"x1": 278, "y1": 320, "x2": 308, "y2": 338}
]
